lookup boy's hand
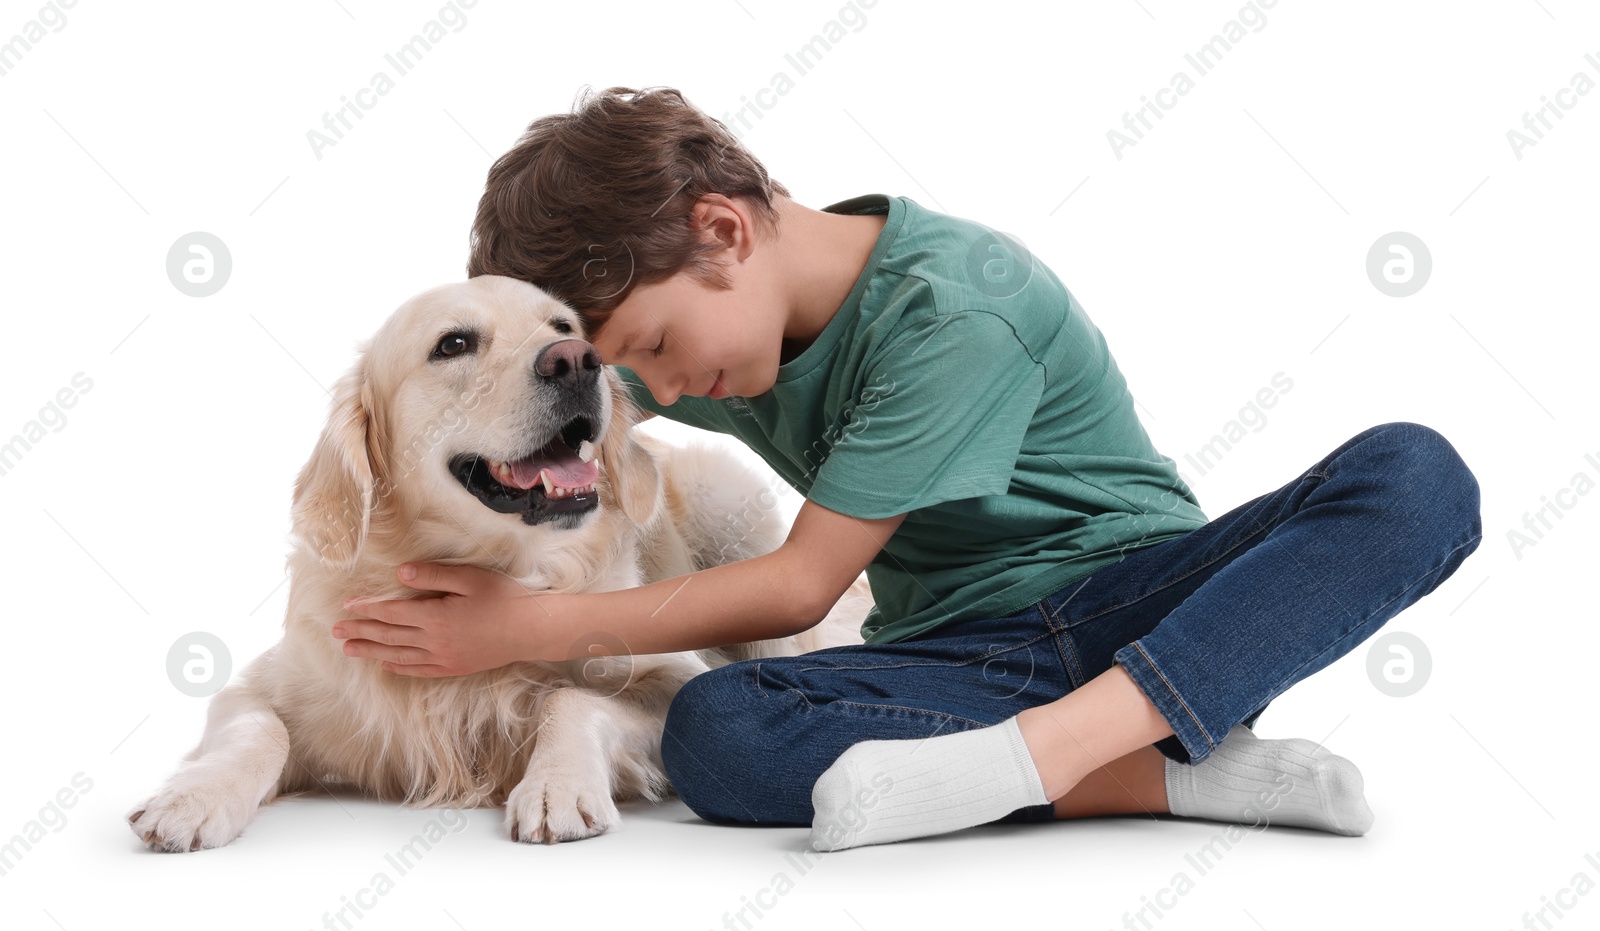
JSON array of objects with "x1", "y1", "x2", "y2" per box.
[{"x1": 334, "y1": 563, "x2": 552, "y2": 678}]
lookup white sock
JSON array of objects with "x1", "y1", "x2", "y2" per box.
[
  {"x1": 1164, "y1": 725, "x2": 1375, "y2": 836},
  {"x1": 809, "y1": 715, "x2": 1049, "y2": 852}
]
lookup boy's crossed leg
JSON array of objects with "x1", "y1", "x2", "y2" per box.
[
  {"x1": 809, "y1": 422, "x2": 1481, "y2": 851},
  {"x1": 809, "y1": 663, "x2": 1374, "y2": 851}
]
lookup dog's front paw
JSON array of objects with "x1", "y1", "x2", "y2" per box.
[
  {"x1": 127, "y1": 775, "x2": 261, "y2": 852},
  {"x1": 505, "y1": 767, "x2": 620, "y2": 844}
]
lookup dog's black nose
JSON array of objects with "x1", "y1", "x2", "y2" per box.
[{"x1": 534, "y1": 339, "x2": 602, "y2": 389}]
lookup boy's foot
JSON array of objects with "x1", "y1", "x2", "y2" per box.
[
  {"x1": 1164, "y1": 725, "x2": 1375, "y2": 836},
  {"x1": 807, "y1": 719, "x2": 1375, "y2": 851},
  {"x1": 808, "y1": 715, "x2": 1048, "y2": 852}
]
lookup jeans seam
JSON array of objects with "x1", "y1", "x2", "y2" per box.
[
  {"x1": 830, "y1": 701, "x2": 990, "y2": 729},
  {"x1": 1039, "y1": 601, "x2": 1085, "y2": 689},
  {"x1": 759, "y1": 629, "x2": 1061, "y2": 720},
  {"x1": 1068, "y1": 471, "x2": 1331, "y2": 628},
  {"x1": 791, "y1": 628, "x2": 1060, "y2": 674},
  {"x1": 1129, "y1": 641, "x2": 1216, "y2": 752}
]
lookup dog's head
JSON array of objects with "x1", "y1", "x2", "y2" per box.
[{"x1": 290, "y1": 276, "x2": 663, "y2": 569}]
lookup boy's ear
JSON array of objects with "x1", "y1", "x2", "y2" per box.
[
  {"x1": 598, "y1": 367, "x2": 664, "y2": 528},
  {"x1": 690, "y1": 193, "x2": 757, "y2": 264},
  {"x1": 291, "y1": 357, "x2": 389, "y2": 568}
]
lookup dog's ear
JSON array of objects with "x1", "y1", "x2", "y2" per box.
[
  {"x1": 599, "y1": 368, "x2": 664, "y2": 528},
  {"x1": 291, "y1": 357, "x2": 386, "y2": 568}
]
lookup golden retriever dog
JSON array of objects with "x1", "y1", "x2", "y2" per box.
[{"x1": 126, "y1": 275, "x2": 869, "y2": 850}]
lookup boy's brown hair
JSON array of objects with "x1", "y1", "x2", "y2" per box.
[{"x1": 466, "y1": 86, "x2": 790, "y2": 340}]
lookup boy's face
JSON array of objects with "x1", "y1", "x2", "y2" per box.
[{"x1": 589, "y1": 258, "x2": 784, "y2": 408}]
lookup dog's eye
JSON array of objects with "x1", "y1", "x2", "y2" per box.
[
  {"x1": 551, "y1": 318, "x2": 574, "y2": 335},
  {"x1": 430, "y1": 331, "x2": 478, "y2": 361}
]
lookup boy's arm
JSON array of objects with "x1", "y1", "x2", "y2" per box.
[{"x1": 524, "y1": 499, "x2": 903, "y2": 660}]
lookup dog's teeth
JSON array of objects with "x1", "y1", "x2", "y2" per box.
[
  {"x1": 541, "y1": 471, "x2": 556, "y2": 495},
  {"x1": 577, "y1": 440, "x2": 596, "y2": 463}
]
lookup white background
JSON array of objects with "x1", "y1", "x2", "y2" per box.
[{"x1": 2, "y1": 0, "x2": 1596, "y2": 928}]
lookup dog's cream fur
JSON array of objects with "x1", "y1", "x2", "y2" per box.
[{"x1": 127, "y1": 276, "x2": 869, "y2": 849}]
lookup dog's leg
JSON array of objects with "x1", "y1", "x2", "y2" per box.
[
  {"x1": 505, "y1": 655, "x2": 705, "y2": 843},
  {"x1": 126, "y1": 673, "x2": 294, "y2": 852},
  {"x1": 594, "y1": 655, "x2": 708, "y2": 804},
  {"x1": 505, "y1": 686, "x2": 627, "y2": 845}
]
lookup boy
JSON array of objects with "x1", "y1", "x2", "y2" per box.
[{"x1": 337, "y1": 87, "x2": 1482, "y2": 851}]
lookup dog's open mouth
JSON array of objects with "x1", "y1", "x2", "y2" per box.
[{"x1": 448, "y1": 416, "x2": 601, "y2": 525}]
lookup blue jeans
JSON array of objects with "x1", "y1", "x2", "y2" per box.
[{"x1": 661, "y1": 421, "x2": 1483, "y2": 826}]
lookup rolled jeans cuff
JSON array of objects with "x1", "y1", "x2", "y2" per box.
[{"x1": 1113, "y1": 640, "x2": 1216, "y2": 766}]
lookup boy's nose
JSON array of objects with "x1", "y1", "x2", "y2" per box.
[
  {"x1": 649, "y1": 378, "x2": 683, "y2": 407},
  {"x1": 533, "y1": 338, "x2": 602, "y2": 390}
]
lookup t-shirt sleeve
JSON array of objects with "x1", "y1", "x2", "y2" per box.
[{"x1": 805, "y1": 311, "x2": 1045, "y2": 520}]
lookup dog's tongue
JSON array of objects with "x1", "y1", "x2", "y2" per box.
[{"x1": 506, "y1": 442, "x2": 598, "y2": 491}]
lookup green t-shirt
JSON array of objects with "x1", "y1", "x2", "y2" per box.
[{"x1": 615, "y1": 193, "x2": 1208, "y2": 644}]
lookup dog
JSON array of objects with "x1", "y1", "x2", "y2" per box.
[{"x1": 126, "y1": 275, "x2": 870, "y2": 849}]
